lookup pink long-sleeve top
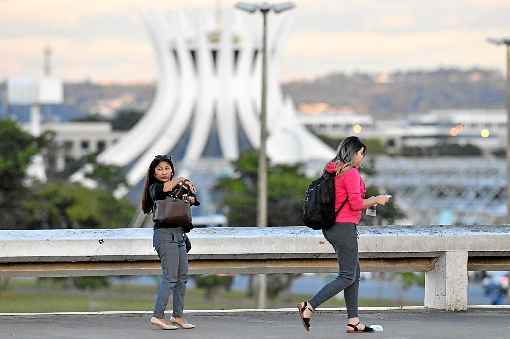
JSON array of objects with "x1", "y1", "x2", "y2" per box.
[{"x1": 325, "y1": 162, "x2": 366, "y2": 224}]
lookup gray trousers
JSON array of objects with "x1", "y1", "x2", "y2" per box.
[
  {"x1": 153, "y1": 227, "x2": 188, "y2": 318},
  {"x1": 309, "y1": 223, "x2": 360, "y2": 318}
]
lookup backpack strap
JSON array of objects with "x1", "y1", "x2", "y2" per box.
[
  {"x1": 332, "y1": 169, "x2": 349, "y2": 216},
  {"x1": 335, "y1": 197, "x2": 349, "y2": 216}
]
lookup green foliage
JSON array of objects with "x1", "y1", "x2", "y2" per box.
[
  {"x1": 85, "y1": 163, "x2": 127, "y2": 192},
  {"x1": 401, "y1": 143, "x2": 482, "y2": 157},
  {"x1": 1, "y1": 277, "x2": 415, "y2": 312},
  {"x1": 111, "y1": 109, "x2": 144, "y2": 131},
  {"x1": 51, "y1": 152, "x2": 127, "y2": 192},
  {"x1": 72, "y1": 114, "x2": 109, "y2": 123},
  {"x1": 71, "y1": 277, "x2": 111, "y2": 290},
  {"x1": 71, "y1": 109, "x2": 144, "y2": 131},
  {"x1": 23, "y1": 181, "x2": 134, "y2": 229},
  {"x1": 0, "y1": 277, "x2": 9, "y2": 293},
  {"x1": 266, "y1": 274, "x2": 301, "y2": 299},
  {"x1": 0, "y1": 119, "x2": 134, "y2": 229},
  {"x1": 361, "y1": 185, "x2": 406, "y2": 225},
  {"x1": 0, "y1": 119, "x2": 52, "y2": 226},
  {"x1": 213, "y1": 151, "x2": 310, "y2": 299},
  {"x1": 492, "y1": 148, "x2": 506, "y2": 158},
  {"x1": 0, "y1": 119, "x2": 39, "y2": 174},
  {"x1": 395, "y1": 272, "x2": 425, "y2": 289},
  {"x1": 193, "y1": 275, "x2": 234, "y2": 301},
  {"x1": 0, "y1": 119, "x2": 132, "y2": 291},
  {"x1": 214, "y1": 151, "x2": 309, "y2": 226},
  {"x1": 38, "y1": 276, "x2": 111, "y2": 291}
]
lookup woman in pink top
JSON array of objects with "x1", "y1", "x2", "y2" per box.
[{"x1": 297, "y1": 136, "x2": 391, "y2": 333}]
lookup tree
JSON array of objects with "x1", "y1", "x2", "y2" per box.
[
  {"x1": 111, "y1": 109, "x2": 144, "y2": 131},
  {"x1": 23, "y1": 182, "x2": 134, "y2": 229},
  {"x1": 360, "y1": 185, "x2": 405, "y2": 226},
  {"x1": 192, "y1": 275, "x2": 234, "y2": 301},
  {"x1": 0, "y1": 119, "x2": 135, "y2": 229},
  {"x1": 0, "y1": 119, "x2": 52, "y2": 227},
  {"x1": 85, "y1": 163, "x2": 128, "y2": 192},
  {"x1": 0, "y1": 119, "x2": 135, "y2": 291},
  {"x1": 401, "y1": 143, "x2": 482, "y2": 157},
  {"x1": 72, "y1": 114, "x2": 109, "y2": 123},
  {"x1": 214, "y1": 151, "x2": 310, "y2": 226}
]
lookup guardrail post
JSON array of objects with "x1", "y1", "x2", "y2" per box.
[{"x1": 424, "y1": 251, "x2": 468, "y2": 311}]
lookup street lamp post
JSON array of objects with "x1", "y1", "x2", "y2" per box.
[
  {"x1": 488, "y1": 37, "x2": 510, "y2": 223},
  {"x1": 235, "y1": 1, "x2": 295, "y2": 309}
]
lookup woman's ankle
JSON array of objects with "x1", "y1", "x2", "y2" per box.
[
  {"x1": 347, "y1": 317, "x2": 359, "y2": 324},
  {"x1": 302, "y1": 301, "x2": 314, "y2": 317},
  {"x1": 306, "y1": 301, "x2": 315, "y2": 311}
]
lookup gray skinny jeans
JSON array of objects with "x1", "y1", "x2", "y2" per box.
[
  {"x1": 153, "y1": 227, "x2": 188, "y2": 318},
  {"x1": 309, "y1": 223, "x2": 360, "y2": 318}
]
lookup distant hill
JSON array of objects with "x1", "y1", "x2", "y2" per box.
[
  {"x1": 63, "y1": 82, "x2": 154, "y2": 116},
  {"x1": 281, "y1": 68, "x2": 505, "y2": 118},
  {"x1": 0, "y1": 68, "x2": 505, "y2": 120}
]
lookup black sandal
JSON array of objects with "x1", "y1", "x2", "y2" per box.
[
  {"x1": 347, "y1": 322, "x2": 375, "y2": 333},
  {"x1": 297, "y1": 301, "x2": 314, "y2": 332}
]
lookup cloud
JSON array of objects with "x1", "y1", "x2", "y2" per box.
[
  {"x1": 3, "y1": 36, "x2": 155, "y2": 81},
  {"x1": 466, "y1": 0, "x2": 510, "y2": 8},
  {"x1": 378, "y1": 15, "x2": 416, "y2": 30},
  {"x1": 281, "y1": 30, "x2": 507, "y2": 79},
  {"x1": 2, "y1": 0, "x2": 510, "y2": 81}
]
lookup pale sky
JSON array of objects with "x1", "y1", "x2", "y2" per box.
[{"x1": 3, "y1": 0, "x2": 510, "y2": 82}]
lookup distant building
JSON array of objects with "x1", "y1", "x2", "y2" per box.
[
  {"x1": 21, "y1": 121, "x2": 124, "y2": 172},
  {"x1": 391, "y1": 109, "x2": 505, "y2": 150},
  {"x1": 298, "y1": 111, "x2": 374, "y2": 136},
  {"x1": 299, "y1": 108, "x2": 506, "y2": 151}
]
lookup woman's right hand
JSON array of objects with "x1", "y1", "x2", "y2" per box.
[
  {"x1": 374, "y1": 195, "x2": 392, "y2": 206},
  {"x1": 175, "y1": 176, "x2": 188, "y2": 184},
  {"x1": 177, "y1": 177, "x2": 197, "y2": 193}
]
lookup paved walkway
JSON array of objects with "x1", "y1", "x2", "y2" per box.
[{"x1": 1, "y1": 308, "x2": 510, "y2": 339}]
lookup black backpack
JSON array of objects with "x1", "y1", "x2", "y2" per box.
[{"x1": 302, "y1": 171, "x2": 348, "y2": 230}]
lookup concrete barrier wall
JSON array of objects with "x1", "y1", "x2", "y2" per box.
[{"x1": 1, "y1": 225, "x2": 510, "y2": 311}]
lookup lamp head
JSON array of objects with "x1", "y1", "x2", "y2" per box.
[
  {"x1": 235, "y1": 2, "x2": 259, "y2": 13},
  {"x1": 272, "y1": 2, "x2": 295, "y2": 13},
  {"x1": 487, "y1": 37, "x2": 510, "y2": 46}
]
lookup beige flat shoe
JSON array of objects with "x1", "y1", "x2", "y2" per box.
[
  {"x1": 169, "y1": 316, "x2": 196, "y2": 329},
  {"x1": 150, "y1": 316, "x2": 178, "y2": 330}
]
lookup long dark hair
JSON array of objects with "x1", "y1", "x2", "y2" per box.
[
  {"x1": 141, "y1": 155, "x2": 175, "y2": 214},
  {"x1": 334, "y1": 136, "x2": 367, "y2": 174}
]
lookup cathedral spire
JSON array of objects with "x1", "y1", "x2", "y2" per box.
[
  {"x1": 43, "y1": 45, "x2": 52, "y2": 76},
  {"x1": 215, "y1": 0, "x2": 223, "y2": 31}
]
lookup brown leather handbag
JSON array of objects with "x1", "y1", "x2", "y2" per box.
[{"x1": 153, "y1": 197, "x2": 192, "y2": 227}]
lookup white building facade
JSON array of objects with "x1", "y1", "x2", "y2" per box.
[{"x1": 40, "y1": 122, "x2": 123, "y2": 172}]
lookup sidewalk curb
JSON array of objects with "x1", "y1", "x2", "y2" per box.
[{"x1": 1, "y1": 305, "x2": 508, "y2": 316}]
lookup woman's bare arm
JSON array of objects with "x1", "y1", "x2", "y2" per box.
[{"x1": 363, "y1": 195, "x2": 391, "y2": 208}]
